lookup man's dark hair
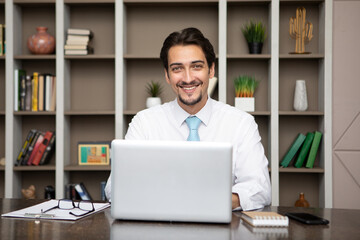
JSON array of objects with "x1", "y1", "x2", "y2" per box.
[{"x1": 160, "y1": 27, "x2": 216, "y2": 72}]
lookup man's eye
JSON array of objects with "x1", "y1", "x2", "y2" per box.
[
  {"x1": 172, "y1": 66, "x2": 182, "y2": 72},
  {"x1": 193, "y1": 64, "x2": 203, "y2": 69}
]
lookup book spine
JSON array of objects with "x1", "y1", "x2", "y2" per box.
[
  {"x1": 50, "y1": 76, "x2": 56, "y2": 111},
  {"x1": 27, "y1": 133, "x2": 44, "y2": 165},
  {"x1": 74, "y1": 183, "x2": 92, "y2": 201},
  {"x1": 25, "y1": 75, "x2": 32, "y2": 111},
  {"x1": 100, "y1": 181, "x2": 106, "y2": 201},
  {"x1": 32, "y1": 72, "x2": 39, "y2": 111},
  {"x1": 306, "y1": 131, "x2": 323, "y2": 168},
  {"x1": 38, "y1": 74, "x2": 44, "y2": 111},
  {"x1": 20, "y1": 75, "x2": 26, "y2": 111},
  {"x1": 32, "y1": 131, "x2": 53, "y2": 166},
  {"x1": 21, "y1": 132, "x2": 39, "y2": 165},
  {"x1": 280, "y1": 133, "x2": 306, "y2": 167},
  {"x1": 39, "y1": 132, "x2": 56, "y2": 165},
  {"x1": 294, "y1": 132, "x2": 315, "y2": 168},
  {"x1": 45, "y1": 75, "x2": 52, "y2": 111},
  {"x1": 15, "y1": 129, "x2": 37, "y2": 166}
]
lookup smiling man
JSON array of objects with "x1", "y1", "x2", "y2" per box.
[{"x1": 105, "y1": 27, "x2": 271, "y2": 210}]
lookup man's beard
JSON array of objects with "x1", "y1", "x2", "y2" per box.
[
  {"x1": 179, "y1": 92, "x2": 203, "y2": 106},
  {"x1": 177, "y1": 80, "x2": 203, "y2": 106}
]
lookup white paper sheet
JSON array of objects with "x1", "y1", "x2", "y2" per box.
[{"x1": 1, "y1": 199, "x2": 110, "y2": 221}]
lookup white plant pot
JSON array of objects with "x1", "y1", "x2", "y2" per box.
[
  {"x1": 146, "y1": 97, "x2": 161, "y2": 108},
  {"x1": 235, "y1": 97, "x2": 255, "y2": 112}
]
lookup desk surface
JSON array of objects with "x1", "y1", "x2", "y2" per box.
[{"x1": 1, "y1": 199, "x2": 360, "y2": 240}]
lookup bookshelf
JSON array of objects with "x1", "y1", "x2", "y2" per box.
[{"x1": 3, "y1": 0, "x2": 332, "y2": 207}]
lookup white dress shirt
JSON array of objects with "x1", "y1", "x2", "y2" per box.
[{"x1": 105, "y1": 98, "x2": 271, "y2": 210}]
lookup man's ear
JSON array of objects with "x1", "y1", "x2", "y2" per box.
[
  {"x1": 164, "y1": 68, "x2": 171, "y2": 84},
  {"x1": 209, "y1": 63, "x2": 215, "y2": 78}
]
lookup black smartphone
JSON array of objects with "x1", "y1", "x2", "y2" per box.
[{"x1": 285, "y1": 212, "x2": 329, "y2": 225}]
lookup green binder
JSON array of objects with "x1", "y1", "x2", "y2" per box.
[
  {"x1": 294, "y1": 132, "x2": 315, "y2": 168},
  {"x1": 306, "y1": 131, "x2": 323, "y2": 168},
  {"x1": 280, "y1": 133, "x2": 306, "y2": 168}
]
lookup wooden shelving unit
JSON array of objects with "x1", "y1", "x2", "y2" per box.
[{"x1": 1, "y1": 0, "x2": 333, "y2": 207}]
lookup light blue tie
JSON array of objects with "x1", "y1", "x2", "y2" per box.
[{"x1": 185, "y1": 116, "x2": 201, "y2": 141}]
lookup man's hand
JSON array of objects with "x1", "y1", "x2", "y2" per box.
[{"x1": 232, "y1": 193, "x2": 240, "y2": 209}]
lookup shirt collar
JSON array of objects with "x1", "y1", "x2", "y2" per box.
[{"x1": 172, "y1": 97, "x2": 212, "y2": 127}]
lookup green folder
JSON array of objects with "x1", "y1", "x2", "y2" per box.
[
  {"x1": 294, "y1": 132, "x2": 315, "y2": 168},
  {"x1": 280, "y1": 133, "x2": 306, "y2": 168},
  {"x1": 306, "y1": 131, "x2": 323, "y2": 168}
]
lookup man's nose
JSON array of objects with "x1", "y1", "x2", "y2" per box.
[{"x1": 184, "y1": 68, "x2": 194, "y2": 83}]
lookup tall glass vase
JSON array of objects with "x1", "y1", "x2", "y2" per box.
[{"x1": 293, "y1": 80, "x2": 308, "y2": 111}]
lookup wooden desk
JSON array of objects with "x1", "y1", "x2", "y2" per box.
[{"x1": 1, "y1": 199, "x2": 360, "y2": 239}]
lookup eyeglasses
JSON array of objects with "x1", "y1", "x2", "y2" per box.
[{"x1": 41, "y1": 199, "x2": 95, "y2": 217}]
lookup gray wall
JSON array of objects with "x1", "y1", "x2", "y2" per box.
[{"x1": 333, "y1": 0, "x2": 360, "y2": 209}]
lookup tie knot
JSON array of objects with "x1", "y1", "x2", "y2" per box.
[
  {"x1": 186, "y1": 116, "x2": 201, "y2": 130},
  {"x1": 185, "y1": 116, "x2": 201, "y2": 141}
]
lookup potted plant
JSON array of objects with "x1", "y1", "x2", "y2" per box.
[
  {"x1": 145, "y1": 81, "x2": 163, "y2": 108},
  {"x1": 241, "y1": 20, "x2": 266, "y2": 54},
  {"x1": 234, "y1": 75, "x2": 259, "y2": 112}
]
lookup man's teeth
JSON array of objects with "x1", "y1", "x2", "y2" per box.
[{"x1": 183, "y1": 86, "x2": 196, "y2": 90}]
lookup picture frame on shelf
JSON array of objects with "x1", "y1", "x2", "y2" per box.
[{"x1": 78, "y1": 142, "x2": 111, "y2": 166}]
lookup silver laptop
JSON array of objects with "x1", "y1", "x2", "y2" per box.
[{"x1": 110, "y1": 140, "x2": 233, "y2": 223}]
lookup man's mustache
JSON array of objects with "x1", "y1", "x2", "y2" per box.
[{"x1": 176, "y1": 80, "x2": 203, "y2": 88}]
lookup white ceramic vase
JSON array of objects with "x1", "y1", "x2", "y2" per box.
[
  {"x1": 146, "y1": 97, "x2": 161, "y2": 108},
  {"x1": 293, "y1": 80, "x2": 308, "y2": 111},
  {"x1": 235, "y1": 97, "x2": 255, "y2": 112}
]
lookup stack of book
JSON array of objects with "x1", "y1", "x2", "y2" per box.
[
  {"x1": 15, "y1": 130, "x2": 56, "y2": 166},
  {"x1": 14, "y1": 70, "x2": 56, "y2": 112},
  {"x1": 65, "y1": 28, "x2": 93, "y2": 55},
  {"x1": 280, "y1": 131, "x2": 323, "y2": 168}
]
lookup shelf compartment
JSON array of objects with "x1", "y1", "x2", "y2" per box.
[
  {"x1": 227, "y1": 59, "x2": 269, "y2": 111},
  {"x1": 20, "y1": 171, "x2": 55, "y2": 200},
  {"x1": 16, "y1": 59, "x2": 56, "y2": 77},
  {"x1": 67, "y1": 4, "x2": 115, "y2": 55},
  {"x1": 69, "y1": 59, "x2": 115, "y2": 111},
  {"x1": 279, "y1": 59, "x2": 322, "y2": 112},
  {"x1": 125, "y1": 3, "x2": 218, "y2": 56},
  {"x1": 227, "y1": 1, "x2": 270, "y2": 55},
  {"x1": 280, "y1": 1, "x2": 324, "y2": 55},
  {"x1": 69, "y1": 171, "x2": 109, "y2": 200},
  {"x1": 279, "y1": 172, "x2": 321, "y2": 207},
  {"x1": 65, "y1": 165, "x2": 110, "y2": 171},
  {"x1": 69, "y1": 115, "x2": 114, "y2": 166},
  {"x1": 16, "y1": 4, "x2": 55, "y2": 56},
  {"x1": 279, "y1": 116, "x2": 323, "y2": 168},
  {"x1": 125, "y1": 59, "x2": 176, "y2": 112}
]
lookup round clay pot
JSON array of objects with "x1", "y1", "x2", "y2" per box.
[{"x1": 27, "y1": 26, "x2": 55, "y2": 54}]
